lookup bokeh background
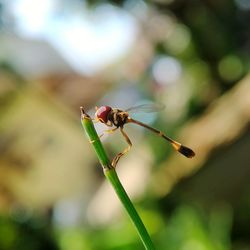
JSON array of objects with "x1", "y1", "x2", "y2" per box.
[{"x1": 1, "y1": 0, "x2": 250, "y2": 249}]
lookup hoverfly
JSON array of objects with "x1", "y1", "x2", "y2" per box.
[{"x1": 93, "y1": 103, "x2": 195, "y2": 168}]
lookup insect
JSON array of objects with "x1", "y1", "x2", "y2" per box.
[{"x1": 94, "y1": 104, "x2": 195, "y2": 168}]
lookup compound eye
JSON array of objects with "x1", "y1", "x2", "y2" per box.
[{"x1": 95, "y1": 106, "x2": 112, "y2": 123}]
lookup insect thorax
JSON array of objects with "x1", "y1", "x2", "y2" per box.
[{"x1": 108, "y1": 109, "x2": 128, "y2": 127}]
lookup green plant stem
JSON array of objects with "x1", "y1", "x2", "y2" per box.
[{"x1": 80, "y1": 107, "x2": 155, "y2": 250}]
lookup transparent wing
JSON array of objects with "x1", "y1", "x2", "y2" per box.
[{"x1": 125, "y1": 103, "x2": 165, "y2": 114}]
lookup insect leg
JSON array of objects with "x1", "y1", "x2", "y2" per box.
[
  {"x1": 92, "y1": 118, "x2": 100, "y2": 123},
  {"x1": 99, "y1": 127, "x2": 118, "y2": 138},
  {"x1": 89, "y1": 127, "x2": 118, "y2": 143},
  {"x1": 111, "y1": 127, "x2": 132, "y2": 168}
]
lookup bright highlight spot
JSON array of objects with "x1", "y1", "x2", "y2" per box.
[
  {"x1": 48, "y1": 5, "x2": 137, "y2": 75},
  {"x1": 152, "y1": 56, "x2": 182, "y2": 86},
  {"x1": 8, "y1": 0, "x2": 138, "y2": 75},
  {"x1": 11, "y1": 0, "x2": 55, "y2": 36}
]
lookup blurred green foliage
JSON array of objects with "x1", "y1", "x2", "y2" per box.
[
  {"x1": 0, "y1": 216, "x2": 58, "y2": 250},
  {"x1": 0, "y1": 205, "x2": 231, "y2": 250}
]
